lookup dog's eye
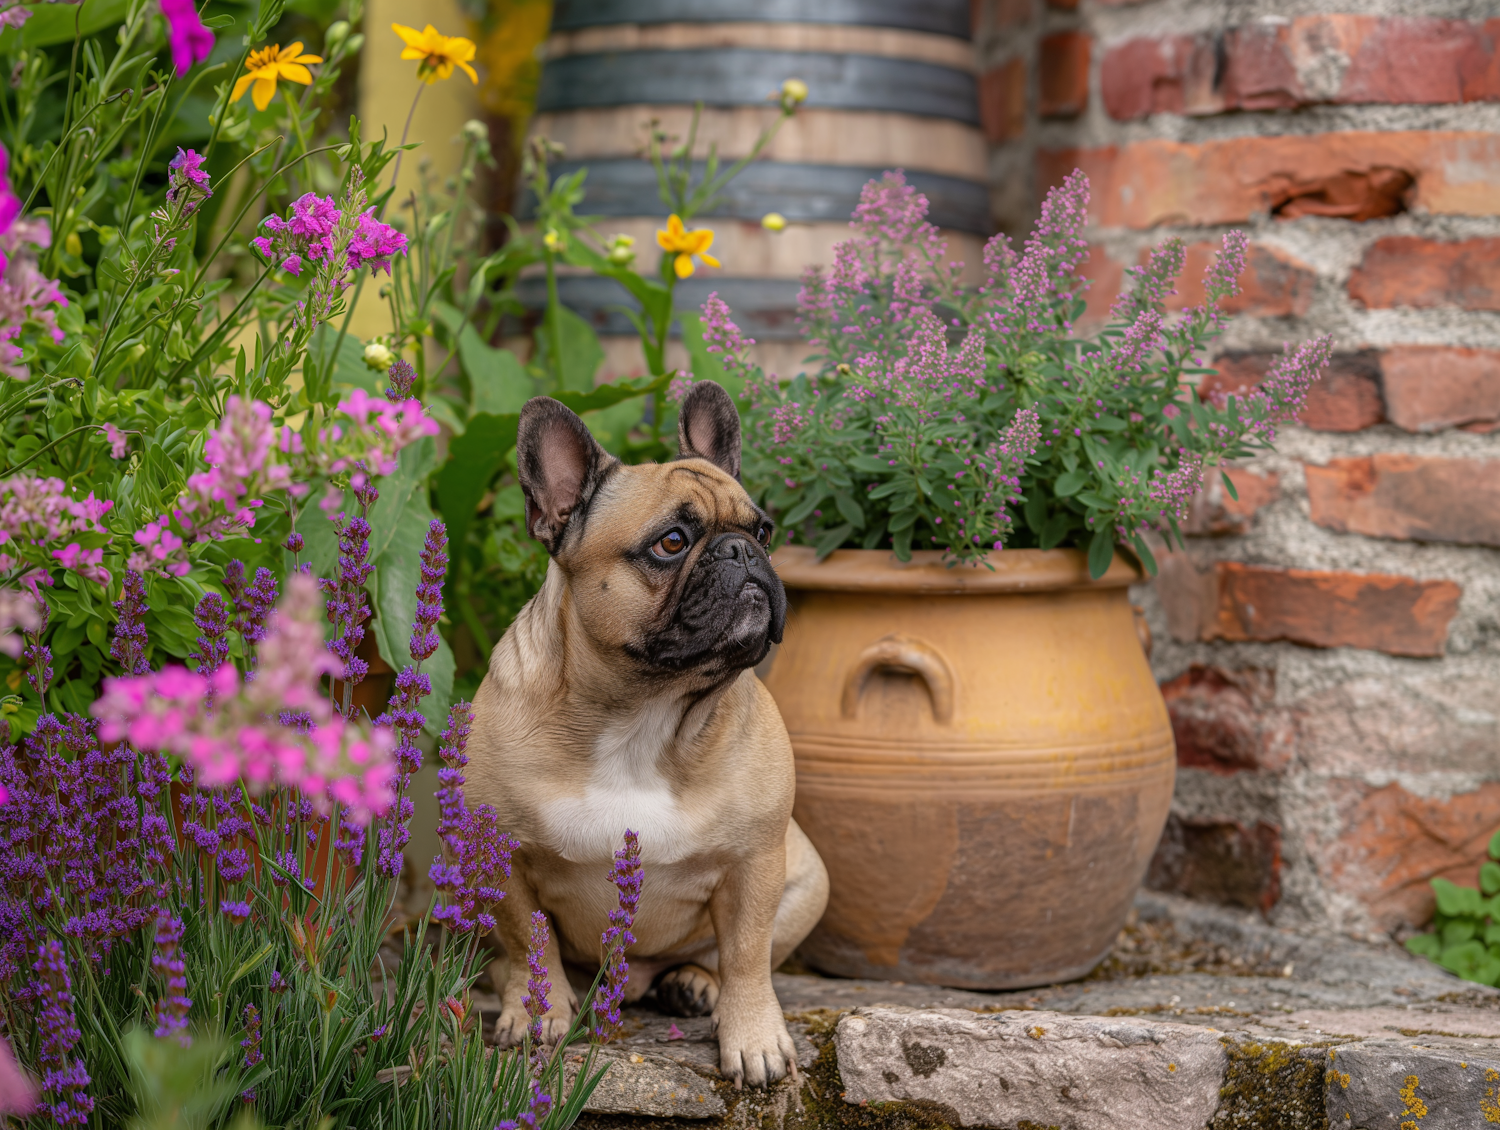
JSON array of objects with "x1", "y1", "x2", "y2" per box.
[
  {"x1": 755, "y1": 523, "x2": 772, "y2": 547},
  {"x1": 652, "y1": 529, "x2": 688, "y2": 558}
]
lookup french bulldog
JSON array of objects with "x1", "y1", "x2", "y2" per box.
[{"x1": 466, "y1": 381, "x2": 829, "y2": 1088}]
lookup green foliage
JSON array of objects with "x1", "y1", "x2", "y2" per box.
[{"x1": 1406, "y1": 831, "x2": 1500, "y2": 985}]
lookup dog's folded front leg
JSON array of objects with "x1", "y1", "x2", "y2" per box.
[
  {"x1": 709, "y1": 845, "x2": 798, "y2": 1089},
  {"x1": 492, "y1": 878, "x2": 580, "y2": 1049}
]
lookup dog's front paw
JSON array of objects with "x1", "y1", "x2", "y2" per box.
[
  {"x1": 493, "y1": 999, "x2": 578, "y2": 1049},
  {"x1": 656, "y1": 964, "x2": 719, "y2": 1017},
  {"x1": 713, "y1": 998, "x2": 798, "y2": 1089}
]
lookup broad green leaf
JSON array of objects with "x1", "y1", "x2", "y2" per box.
[
  {"x1": 1087, "y1": 526, "x2": 1115, "y2": 579},
  {"x1": 1405, "y1": 933, "x2": 1442, "y2": 959},
  {"x1": 1040, "y1": 512, "x2": 1072, "y2": 551},
  {"x1": 781, "y1": 492, "x2": 824, "y2": 527},
  {"x1": 460, "y1": 327, "x2": 532, "y2": 417},
  {"x1": 367, "y1": 438, "x2": 438, "y2": 563},
  {"x1": 1434, "y1": 877, "x2": 1484, "y2": 918},
  {"x1": 813, "y1": 523, "x2": 853, "y2": 560},
  {"x1": 537, "y1": 304, "x2": 604, "y2": 393},
  {"x1": 1024, "y1": 489, "x2": 1046, "y2": 534},
  {"x1": 834, "y1": 492, "x2": 865, "y2": 529},
  {"x1": 1055, "y1": 469, "x2": 1088, "y2": 497},
  {"x1": 434, "y1": 412, "x2": 520, "y2": 557},
  {"x1": 1482, "y1": 862, "x2": 1500, "y2": 897},
  {"x1": 1488, "y1": 828, "x2": 1500, "y2": 860},
  {"x1": 9, "y1": 0, "x2": 130, "y2": 47}
]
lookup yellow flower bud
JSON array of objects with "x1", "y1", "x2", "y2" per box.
[
  {"x1": 64, "y1": 232, "x2": 82, "y2": 256},
  {"x1": 761, "y1": 212, "x2": 787, "y2": 232},
  {"x1": 363, "y1": 341, "x2": 393, "y2": 371},
  {"x1": 781, "y1": 78, "x2": 808, "y2": 106},
  {"x1": 543, "y1": 228, "x2": 565, "y2": 252}
]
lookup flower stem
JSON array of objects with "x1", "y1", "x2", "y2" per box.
[{"x1": 386, "y1": 84, "x2": 425, "y2": 207}]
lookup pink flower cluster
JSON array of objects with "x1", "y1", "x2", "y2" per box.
[
  {"x1": 978, "y1": 168, "x2": 1092, "y2": 341},
  {"x1": 0, "y1": 477, "x2": 113, "y2": 591},
  {"x1": 130, "y1": 392, "x2": 438, "y2": 577},
  {"x1": 92, "y1": 575, "x2": 397, "y2": 825},
  {"x1": 0, "y1": 219, "x2": 69, "y2": 382},
  {"x1": 251, "y1": 194, "x2": 407, "y2": 280},
  {"x1": 0, "y1": 586, "x2": 41, "y2": 658}
]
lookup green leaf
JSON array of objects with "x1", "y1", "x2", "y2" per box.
[
  {"x1": 1087, "y1": 526, "x2": 1115, "y2": 579},
  {"x1": 1220, "y1": 470, "x2": 1240, "y2": 503},
  {"x1": 434, "y1": 412, "x2": 520, "y2": 558},
  {"x1": 1438, "y1": 939, "x2": 1490, "y2": 982},
  {"x1": 1406, "y1": 933, "x2": 1443, "y2": 959},
  {"x1": 781, "y1": 492, "x2": 823, "y2": 526},
  {"x1": 1024, "y1": 490, "x2": 1046, "y2": 534},
  {"x1": 1489, "y1": 827, "x2": 1500, "y2": 860},
  {"x1": 1442, "y1": 918, "x2": 1478, "y2": 946},
  {"x1": 1040, "y1": 512, "x2": 1072, "y2": 551},
  {"x1": 1055, "y1": 469, "x2": 1088, "y2": 497},
  {"x1": 850, "y1": 455, "x2": 889, "y2": 475},
  {"x1": 1433, "y1": 877, "x2": 1484, "y2": 918},
  {"x1": 1130, "y1": 534, "x2": 1159, "y2": 577},
  {"x1": 8, "y1": 0, "x2": 128, "y2": 46},
  {"x1": 834, "y1": 492, "x2": 865, "y2": 529},
  {"x1": 537, "y1": 304, "x2": 604, "y2": 394},
  {"x1": 1482, "y1": 862, "x2": 1500, "y2": 897},
  {"x1": 460, "y1": 327, "x2": 532, "y2": 417},
  {"x1": 1094, "y1": 415, "x2": 1128, "y2": 432},
  {"x1": 813, "y1": 523, "x2": 854, "y2": 560},
  {"x1": 891, "y1": 525, "x2": 913, "y2": 561},
  {"x1": 228, "y1": 942, "x2": 274, "y2": 987}
]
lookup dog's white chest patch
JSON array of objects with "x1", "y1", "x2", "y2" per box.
[{"x1": 538, "y1": 698, "x2": 695, "y2": 864}]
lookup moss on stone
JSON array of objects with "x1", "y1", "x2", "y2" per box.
[{"x1": 1209, "y1": 1038, "x2": 1331, "y2": 1130}]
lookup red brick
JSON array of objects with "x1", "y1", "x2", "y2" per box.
[
  {"x1": 1202, "y1": 351, "x2": 1386, "y2": 434},
  {"x1": 1147, "y1": 817, "x2": 1283, "y2": 915},
  {"x1": 1102, "y1": 18, "x2": 1500, "y2": 123},
  {"x1": 1306, "y1": 454, "x2": 1500, "y2": 548},
  {"x1": 1349, "y1": 237, "x2": 1500, "y2": 312},
  {"x1": 1038, "y1": 131, "x2": 1500, "y2": 228},
  {"x1": 1045, "y1": 0, "x2": 1076, "y2": 8},
  {"x1": 1324, "y1": 780, "x2": 1500, "y2": 932},
  {"x1": 1160, "y1": 664, "x2": 1293, "y2": 774},
  {"x1": 978, "y1": 58, "x2": 1027, "y2": 143},
  {"x1": 1270, "y1": 167, "x2": 1414, "y2": 223},
  {"x1": 1184, "y1": 468, "x2": 1280, "y2": 536},
  {"x1": 1210, "y1": 563, "x2": 1461, "y2": 658},
  {"x1": 1381, "y1": 346, "x2": 1500, "y2": 432},
  {"x1": 1039, "y1": 31, "x2": 1090, "y2": 118},
  {"x1": 1100, "y1": 34, "x2": 1220, "y2": 120},
  {"x1": 1219, "y1": 22, "x2": 1304, "y2": 111},
  {"x1": 1076, "y1": 243, "x2": 1125, "y2": 324},
  {"x1": 995, "y1": 0, "x2": 1031, "y2": 29}
]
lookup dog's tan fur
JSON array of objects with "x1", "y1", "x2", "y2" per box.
[{"x1": 466, "y1": 390, "x2": 828, "y2": 1088}]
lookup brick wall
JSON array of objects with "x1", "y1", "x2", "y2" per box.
[{"x1": 974, "y1": 0, "x2": 1500, "y2": 939}]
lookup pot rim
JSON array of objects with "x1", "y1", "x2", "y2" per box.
[{"x1": 770, "y1": 545, "x2": 1142, "y2": 594}]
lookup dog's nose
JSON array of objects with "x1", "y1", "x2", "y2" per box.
[{"x1": 706, "y1": 532, "x2": 757, "y2": 567}]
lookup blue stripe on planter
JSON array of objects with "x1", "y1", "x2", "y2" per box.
[
  {"x1": 551, "y1": 0, "x2": 971, "y2": 39},
  {"x1": 536, "y1": 49, "x2": 980, "y2": 125},
  {"x1": 518, "y1": 160, "x2": 992, "y2": 235},
  {"x1": 516, "y1": 275, "x2": 807, "y2": 340}
]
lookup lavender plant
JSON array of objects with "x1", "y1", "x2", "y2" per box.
[{"x1": 687, "y1": 170, "x2": 1334, "y2": 575}]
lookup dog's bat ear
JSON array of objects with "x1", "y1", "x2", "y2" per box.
[
  {"x1": 676, "y1": 380, "x2": 742, "y2": 480},
  {"x1": 517, "y1": 396, "x2": 616, "y2": 554}
]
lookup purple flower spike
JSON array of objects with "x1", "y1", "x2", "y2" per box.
[
  {"x1": 411, "y1": 519, "x2": 448, "y2": 662},
  {"x1": 429, "y1": 801, "x2": 516, "y2": 934},
  {"x1": 593, "y1": 829, "x2": 642, "y2": 1041},
  {"x1": 110, "y1": 570, "x2": 151, "y2": 675},
  {"x1": 320, "y1": 506, "x2": 374, "y2": 706},
  {"x1": 33, "y1": 940, "x2": 93, "y2": 1125},
  {"x1": 385, "y1": 358, "x2": 416, "y2": 401},
  {"x1": 434, "y1": 700, "x2": 474, "y2": 844},
  {"x1": 524, "y1": 910, "x2": 552, "y2": 1075},
  {"x1": 151, "y1": 911, "x2": 192, "y2": 1045},
  {"x1": 221, "y1": 899, "x2": 252, "y2": 925},
  {"x1": 239, "y1": 1003, "x2": 262, "y2": 1101},
  {"x1": 191, "y1": 592, "x2": 230, "y2": 680}
]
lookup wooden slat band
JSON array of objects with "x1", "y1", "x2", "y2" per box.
[
  {"x1": 532, "y1": 106, "x2": 988, "y2": 180},
  {"x1": 536, "y1": 49, "x2": 980, "y2": 125},
  {"x1": 518, "y1": 159, "x2": 991, "y2": 234},
  {"x1": 551, "y1": 0, "x2": 971, "y2": 39},
  {"x1": 546, "y1": 21, "x2": 976, "y2": 71},
  {"x1": 515, "y1": 275, "x2": 805, "y2": 339}
]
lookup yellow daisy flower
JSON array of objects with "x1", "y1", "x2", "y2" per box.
[
  {"x1": 393, "y1": 23, "x2": 479, "y2": 84},
  {"x1": 656, "y1": 214, "x2": 720, "y2": 279},
  {"x1": 232, "y1": 43, "x2": 323, "y2": 111}
]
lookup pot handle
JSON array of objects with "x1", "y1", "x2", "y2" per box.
[{"x1": 840, "y1": 634, "x2": 955, "y2": 725}]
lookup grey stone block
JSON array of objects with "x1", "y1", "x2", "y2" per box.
[
  {"x1": 567, "y1": 1048, "x2": 727, "y2": 1119},
  {"x1": 1323, "y1": 1043, "x2": 1500, "y2": 1130},
  {"x1": 836, "y1": 1007, "x2": 1228, "y2": 1130}
]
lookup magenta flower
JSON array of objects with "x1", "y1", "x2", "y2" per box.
[
  {"x1": 159, "y1": 0, "x2": 214, "y2": 77},
  {"x1": 0, "y1": 1035, "x2": 37, "y2": 1117},
  {"x1": 347, "y1": 211, "x2": 408, "y2": 276},
  {"x1": 0, "y1": 143, "x2": 20, "y2": 271},
  {"x1": 166, "y1": 148, "x2": 213, "y2": 215}
]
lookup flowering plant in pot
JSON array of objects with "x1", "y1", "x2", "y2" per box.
[
  {"x1": 693, "y1": 168, "x2": 1332, "y2": 575},
  {"x1": 674, "y1": 170, "x2": 1334, "y2": 989}
]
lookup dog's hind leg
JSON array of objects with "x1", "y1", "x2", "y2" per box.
[{"x1": 656, "y1": 819, "x2": 829, "y2": 1017}]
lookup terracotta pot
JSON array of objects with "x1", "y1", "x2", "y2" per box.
[{"x1": 763, "y1": 546, "x2": 1175, "y2": 989}]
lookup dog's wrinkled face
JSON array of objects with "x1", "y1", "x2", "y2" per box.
[{"x1": 516, "y1": 382, "x2": 786, "y2": 682}]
